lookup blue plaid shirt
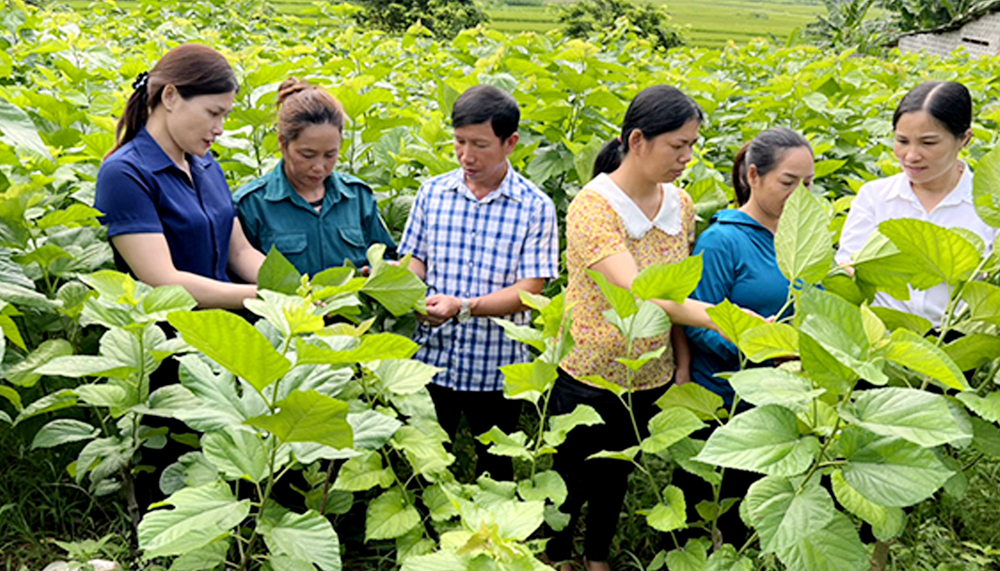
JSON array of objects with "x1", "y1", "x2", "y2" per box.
[{"x1": 399, "y1": 165, "x2": 559, "y2": 391}]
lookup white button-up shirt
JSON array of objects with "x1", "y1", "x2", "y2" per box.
[{"x1": 836, "y1": 166, "x2": 997, "y2": 326}]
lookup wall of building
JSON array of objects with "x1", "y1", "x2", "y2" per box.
[{"x1": 899, "y1": 12, "x2": 1000, "y2": 57}]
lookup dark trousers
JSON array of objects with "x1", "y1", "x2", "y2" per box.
[
  {"x1": 546, "y1": 369, "x2": 668, "y2": 562},
  {"x1": 427, "y1": 383, "x2": 522, "y2": 482}
]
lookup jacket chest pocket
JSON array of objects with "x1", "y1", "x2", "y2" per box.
[{"x1": 272, "y1": 233, "x2": 308, "y2": 255}]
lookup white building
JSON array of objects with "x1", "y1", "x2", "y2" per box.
[{"x1": 899, "y1": 8, "x2": 1000, "y2": 57}]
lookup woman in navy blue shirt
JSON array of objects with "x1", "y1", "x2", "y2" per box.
[{"x1": 95, "y1": 44, "x2": 264, "y2": 308}]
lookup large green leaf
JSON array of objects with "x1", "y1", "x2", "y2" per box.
[
  {"x1": 138, "y1": 481, "x2": 250, "y2": 558},
  {"x1": 374, "y1": 359, "x2": 442, "y2": 395},
  {"x1": 879, "y1": 218, "x2": 980, "y2": 288},
  {"x1": 0, "y1": 98, "x2": 52, "y2": 161},
  {"x1": 258, "y1": 247, "x2": 302, "y2": 295},
  {"x1": 957, "y1": 392, "x2": 1000, "y2": 424},
  {"x1": 656, "y1": 382, "x2": 724, "y2": 421},
  {"x1": 517, "y1": 470, "x2": 567, "y2": 506},
  {"x1": 586, "y1": 269, "x2": 637, "y2": 318},
  {"x1": 646, "y1": 485, "x2": 687, "y2": 532},
  {"x1": 641, "y1": 408, "x2": 706, "y2": 454},
  {"x1": 168, "y1": 310, "x2": 291, "y2": 394},
  {"x1": 852, "y1": 233, "x2": 919, "y2": 301},
  {"x1": 739, "y1": 323, "x2": 799, "y2": 363},
  {"x1": 174, "y1": 355, "x2": 268, "y2": 432},
  {"x1": 201, "y1": 427, "x2": 269, "y2": 483},
  {"x1": 140, "y1": 285, "x2": 197, "y2": 321},
  {"x1": 962, "y1": 281, "x2": 1000, "y2": 326},
  {"x1": 4, "y1": 338, "x2": 73, "y2": 387},
  {"x1": 348, "y1": 410, "x2": 403, "y2": 450},
  {"x1": 544, "y1": 404, "x2": 603, "y2": 448},
  {"x1": 946, "y1": 334, "x2": 1000, "y2": 371},
  {"x1": 776, "y1": 511, "x2": 869, "y2": 571},
  {"x1": 35, "y1": 356, "x2": 135, "y2": 379},
  {"x1": 296, "y1": 334, "x2": 418, "y2": 365},
  {"x1": 391, "y1": 425, "x2": 454, "y2": 476},
  {"x1": 841, "y1": 388, "x2": 970, "y2": 447},
  {"x1": 366, "y1": 487, "x2": 421, "y2": 541},
  {"x1": 706, "y1": 299, "x2": 767, "y2": 349},
  {"x1": 870, "y1": 306, "x2": 932, "y2": 336},
  {"x1": 500, "y1": 359, "x2": 556, "y2": 404},
  {"x1": 742, "y1": 476, "x2": 835, "y2": 553},
  {"x1": 972, "y1": 144, "x2": 1000, "y2": 228},
  {"x1": 477, "y1": 427, "x2": 533, "y2": 460},
  {"x1": 246, "y1": 390, "x2": 352, "y2": 448},
  {"x1": 696, "y1": 405, "x2": 820, "y2": 476},
  {"x1": 333, "y1": 451, "x2": 394, "y2": 492},
  {"x1": 838, "y1": 428, "x2": 953, "y2": 507},
  {"x1": 259, "y1": 509, "x2": 341, "y2": 571},
  {"x1": 729, "y1": 369, "x2": 825, "y2": 414},
  {"x1": 879, "y1": 328, "x2": 968, "y2": 391},
  {"x1": 774, "y1": 184, "x2": 833, "y2": 284},
  {"x1": 31, "y1": 419, "x2": 99, "y2": 449},
  {"x1": 632, "y1": 255, "x2": 704, "y2": 303},
  {"x1": 361, "y1": 247, "x2": 426, "y2": 316},
  {"x1": 830, "y1": 469, "x2": 905, "y2": 541}
]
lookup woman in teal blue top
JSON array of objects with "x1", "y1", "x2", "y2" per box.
[
  {"x1": 685, "y1": 128, "x2": 814, "y2": 404},
  {"x1": 235, "y1": 78, "x2": 396, "y2": 275}
]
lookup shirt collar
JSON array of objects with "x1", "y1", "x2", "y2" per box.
[
  {"x1": 886, "y1": 161, "x2": 973, "y2": 207},
  {"x1": 586, "y1": 173, "x2": 682, "y2": 239},
  {"x1": 262, "y1": 160, "x2": 351, "y2": 204},
  {"x1": 449, "y1": 162, "x2": 523, "y2": 203},
  {"x1": 132, "y1": 127, "x2": 178, "y2": 173}
]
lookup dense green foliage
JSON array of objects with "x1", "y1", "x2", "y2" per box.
[
  {"x1": 556, "y1": 0, "x2": 684, "y2": 51},
  {"x1": 355, "y1": 0, "x2": 489, "y2": 38},
  {"x1": 5, "y1": 0, "x2": 1000, "y2": 569}
]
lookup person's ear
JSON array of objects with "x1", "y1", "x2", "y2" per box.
[
  {"x1": 627, "y1": 129, "x2": 645, "y2": 153},
  {"x1": 161, "y1": 84, "x2": 178, "y2": 111},
  {"x1": 961, "y1": 128, "x2": 973, "y2": 149},
  {"x1": 503, "y1": 132, "x2": 519, "y2": 156},
  {"x1": 747, "y1": 164, "x2": 760, "y2": 189}
]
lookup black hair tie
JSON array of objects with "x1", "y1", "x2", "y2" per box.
[{"x1": 132, "y1": 71, "x2": 149, "y2": 91}]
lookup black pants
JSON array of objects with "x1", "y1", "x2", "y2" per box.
[
  {"x1": 427, "y1": 383, "x2": 522, "y2": 482},
  {"x1": 546, "y1": 369, "x2": 668, "y2": 562}
]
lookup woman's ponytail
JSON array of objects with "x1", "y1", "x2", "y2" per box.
[
  {"x1": 592, "y1": 138, "x2": 623, "y2": 178},
  {"x1": 731, "y1": 142, "x2": 752, "y2": 206}
]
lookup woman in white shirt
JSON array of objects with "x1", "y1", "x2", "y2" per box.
[{"x1": 836, "y1": 81, "x2": 997, "y2": 326}]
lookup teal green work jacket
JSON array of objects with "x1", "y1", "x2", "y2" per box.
[{"x1": 234, "y1": 162, "x2": 397, "y2": 275}]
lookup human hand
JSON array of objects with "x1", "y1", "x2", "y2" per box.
[
  {"x1": 421, "y1": 294, "x2": 461, "y2": 327},
  {"x1": 838, "y1": 261, "x2": 855, "y2": 277}
]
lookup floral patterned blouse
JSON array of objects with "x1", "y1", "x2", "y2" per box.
[{"x1": 560, "y1": 173, "x2": 696, "y2": 390}]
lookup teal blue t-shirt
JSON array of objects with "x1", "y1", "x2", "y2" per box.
[
  {"x1": 684, "y1": 209, "x2": 790, "y2": 404},
  {"x1": 234, "y1": 162, "x2": 397, "y2": 275}
]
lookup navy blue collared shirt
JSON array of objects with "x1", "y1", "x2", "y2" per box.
[{"x1": 95, "y1": 127, "x2": 235, "y2": 282}]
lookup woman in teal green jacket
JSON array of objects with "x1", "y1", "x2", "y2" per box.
[
  {"x1": 685, "y1": 127, "x2": 814, "y2": 404},
  {"x1": 235, "y1": 77, "x2": 396, "y2": 275}
]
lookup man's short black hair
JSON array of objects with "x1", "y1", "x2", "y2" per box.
[{"x1": 452, "y1": 85, "x2": 520, "y2": 141}]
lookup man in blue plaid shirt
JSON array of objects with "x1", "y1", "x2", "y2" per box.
[{"x1": 399, "y1": 85, "x2": 559, "y2": 480}]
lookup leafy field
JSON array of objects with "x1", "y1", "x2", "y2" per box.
[
  {"x1": 6, "y1": 0, "x2": 1000, "y2": 570},
  {"x1": 489, "y1": 0, "x2": 824, "y2": 47}
]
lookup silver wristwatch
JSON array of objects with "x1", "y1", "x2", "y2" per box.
[{"x1": 457, "y1": 298, "x2": 471, "y2": 323}]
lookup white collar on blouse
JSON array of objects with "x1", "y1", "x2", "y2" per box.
[{"x1": 586, "y1": 173, "x2": 682, "y2": 239}]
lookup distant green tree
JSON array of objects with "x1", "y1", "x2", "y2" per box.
[
  {"x1": 807, "y1": 0, "x2": 891, "y2": 54},
  {"x1": 557, "y1": 0, "x2": 684, "y2": 51},
  {"x1": 356, "y1": 0, "x2": 488, "y2": 38},
  {"x1": 879, "y1": 0, "x2": 1000, "y2": 32}
]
